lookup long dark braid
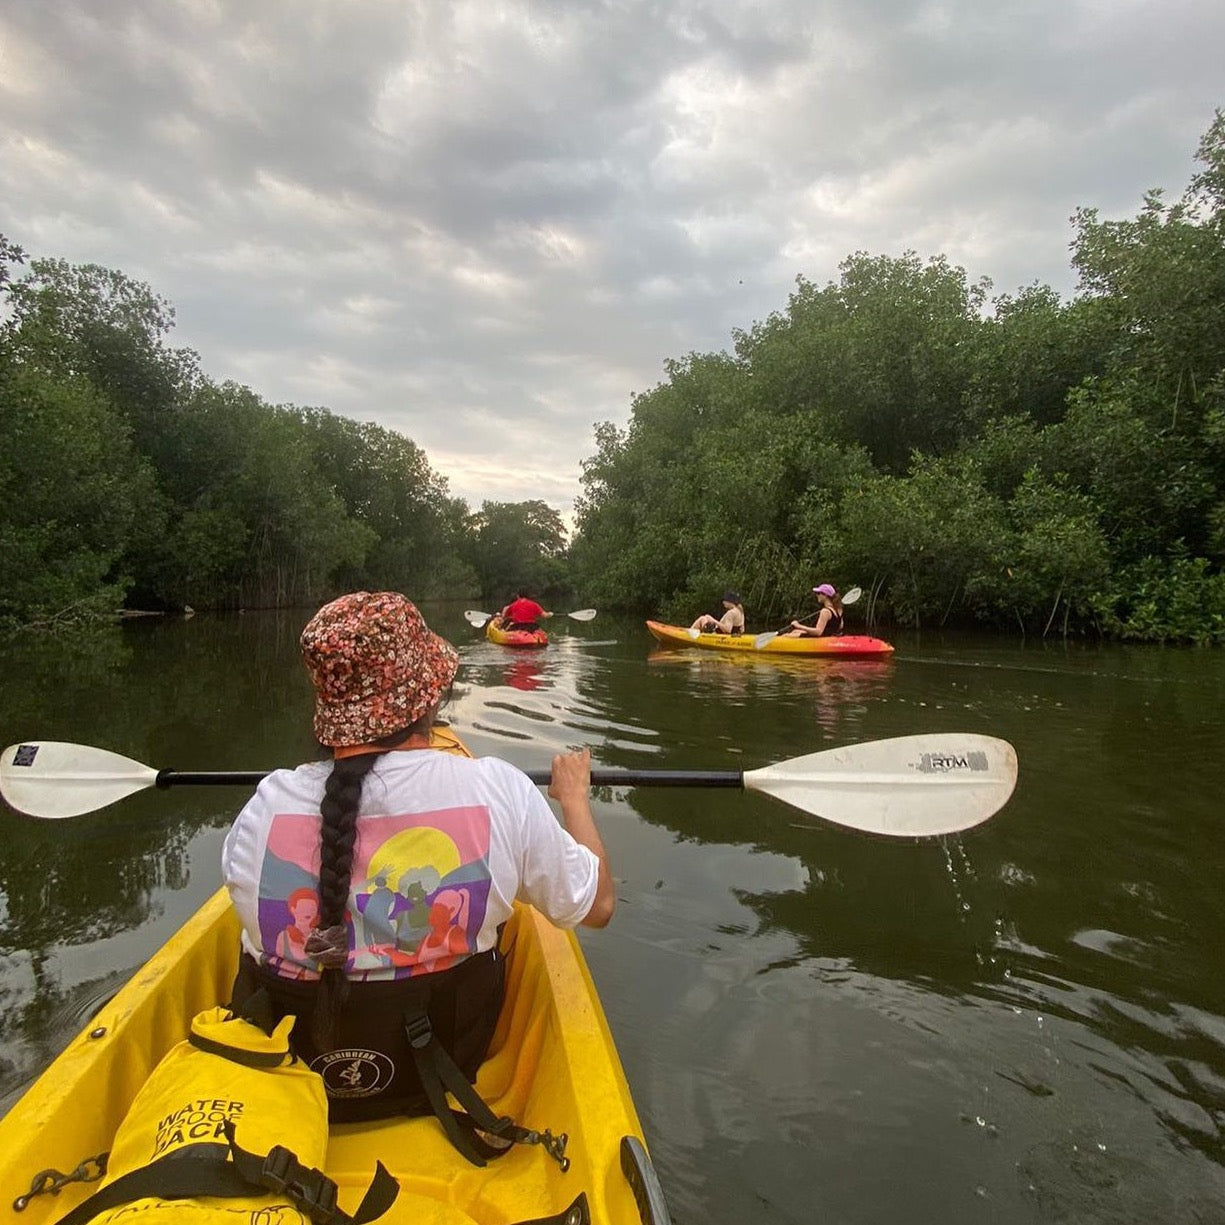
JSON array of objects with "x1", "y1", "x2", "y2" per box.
[
  {"x1": 310, "y1": 752, "x2": 377, "y2": 1048},
  {"x1": 309, "y1": 707, "x2": 440, "y2": 1048}
]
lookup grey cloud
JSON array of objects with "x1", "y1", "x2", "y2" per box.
[{"x1": 2, "y1": 0, "x2": 1222, "y2": 514}]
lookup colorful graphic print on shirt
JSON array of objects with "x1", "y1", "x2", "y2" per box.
[{"x1": 257, "y1": 805, "x2": 493, "y2": 981}]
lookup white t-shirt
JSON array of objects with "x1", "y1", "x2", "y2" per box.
[{"x1": 222, "y1": 751, "x2": 598, "y2": 982}]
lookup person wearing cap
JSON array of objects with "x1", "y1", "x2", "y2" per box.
[
  {"x1": 689, "y1": 590, "x2": 746, "y2": 636},
  {"x1": 221, "y1": 590, "x2": 614, "y2": 1138},
  {"x1": 782, "y1": 584, "x2": 844, "y2": 637}
]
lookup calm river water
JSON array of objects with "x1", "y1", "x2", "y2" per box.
[{"x1": 1, "y1": 607, "x2": 1223, "y2": 1223}]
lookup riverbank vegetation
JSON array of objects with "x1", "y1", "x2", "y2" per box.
[
  {"x1": 0, "y1": 233, "x2": 565, "y2": 633},
  {"x1": 3, "y1": 114, "x2": 1223, "y2": 642},
  {"x1": 570, "y1": 112, "x2": 1225, "y2": 643}
]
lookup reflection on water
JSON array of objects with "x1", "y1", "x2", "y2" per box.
[
  {"x1": 504, "y1": 657, "x2": 548, "y2": 692},
  {"x1": 1, "y1": 611, "x2": 1224, "y2": 1220},
  {"x1": 647, "y1": 648, "x2": 896, "y2": 740}
]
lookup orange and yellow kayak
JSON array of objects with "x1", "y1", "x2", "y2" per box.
[
  {"x1": 646, "y1": 620, "x2": 895, "y2": 658},
  {"x1": 0, "y1": 728, "x2": 667, "y2": 1225},
  {"x1": 487, "y1": 618, "x2": 549, "y2": 649}
]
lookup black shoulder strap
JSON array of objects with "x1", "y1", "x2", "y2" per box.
[
  {"x1": 403, "y1": 1007, "x2": 570, "y2": 1172},
  {"x1": 404, "y1": 1008, "x2": 503, "y2": 1166}
]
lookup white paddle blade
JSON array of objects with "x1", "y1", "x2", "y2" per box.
[
  {"x1": 842, "y1": 586, "x2": 863, "y2": 605},
  {"x1": 464, "y1": 610, "x2": 492, "y2": 627},
  {"x1": 686, "y1": 627, "x2": 702, "y2": 639},
  {"x1": 1, "y1": 741, "x2": 160, "y2": 819},
  {"x1": 567, "y1": 608, "x2": 598, "y2": 621},
  {"x1": 743, "y1": 733, "x2": 1017, "y2": 837},
  {"x1": 754, "y1": 631, "x2": 780, "y2": 649}
]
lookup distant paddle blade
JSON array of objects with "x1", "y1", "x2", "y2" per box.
[
  {"x1": 754, "y1": 631, "x2": 780, "y2": 650},
  {"x1": 843, "y1": 586, "x2": 863, "y2": 605},
  {"x1": 1, "y1": 741, "x2": 160, "y2": 818},
  {"x1": 686, "y1": 627, "x2": 702, "y2": 639},
  {"x1": 567, "y1": 608, "x2": 598, "y2": 621},
  {"x1": 743, "y1": 733, "x2": 1017, "y2": 837},
  {"x1": 464, "y1": 610, "x2": 492, "y2": 627}
]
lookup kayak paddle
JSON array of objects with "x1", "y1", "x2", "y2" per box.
[
  {"x1": 465, "y1": 609, "x2": 597, "y2": 628},
  {"x1": 754, "y1": 586, "x2": 863, "y2": 649},
  {"x1": 1, "y1": 733, "x2": 1017, "y2": 837}
]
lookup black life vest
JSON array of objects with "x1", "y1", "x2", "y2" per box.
[{"x1": 232, "y1": 945, "x2": 504, "y2": 1123}]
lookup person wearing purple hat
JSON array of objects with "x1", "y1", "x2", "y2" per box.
[
  {"x1": 688, "y1": 589, "x2": 746, "y2": 636},
  {"x1": 782, "y1": 583, "x2": 844, "y2": 638},
  {"x1": 221, "y1": 591, "x2": 614, "y2": 1160}
]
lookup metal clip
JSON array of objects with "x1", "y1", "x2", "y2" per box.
[
  {"x1": 13, "y1": 1154, "x2": 107, "y2": 1211},
  {"x1": 540, "y1": 1128, "x2": 570, "y2": 1172}
]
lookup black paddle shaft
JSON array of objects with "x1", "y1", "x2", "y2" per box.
[
  {"x1": 155, "y1": 768, "x2": 746, "y2": 789},
  {"x1": 530, "y1": 769, "x2": 744, "y2": 788},
  {"x1": 156, "y1": 770, "x2": 267, "y2": 787}
]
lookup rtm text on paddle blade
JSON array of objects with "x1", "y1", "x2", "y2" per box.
[{"x1": 742, "y1": 733, "x2": 1017, "y2": 836}]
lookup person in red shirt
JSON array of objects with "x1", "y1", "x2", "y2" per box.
[{"x1": 499, "y1": 591, "x2": 553, "y2": 631}]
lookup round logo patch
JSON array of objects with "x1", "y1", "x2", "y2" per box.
[{"x1": 311, "y1": 1047, "x2": 394, "y2": 1098}]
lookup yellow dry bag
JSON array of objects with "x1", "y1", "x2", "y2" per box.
[{"x1": 54, "y1": 1006, "x2": 397, "y2": 1225}]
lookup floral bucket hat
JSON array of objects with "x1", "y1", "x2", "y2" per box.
[{"x1": 300, "y1": 592, "x2": 459, "y2": 747}]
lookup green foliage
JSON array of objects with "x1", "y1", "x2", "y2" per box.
[
  {"x1": 1072, "y1": 109, "x2": 1225, "y2": 425},
  {"x1": 571, "y1": 113, "x2": 1225, "y2": 642},
  {"x1": 297, "y1": 407, "x2": 468, "y2": 597},
  {"x1": 1036, "y1": 381, "x2": 1215, "y2": 561},
  {"x1": 734, "y1": 252, "x2": 987, "y2": 471},
  {"x1": 0, "y1": 234, "x2": 498, "y2": 632},
  {"x1": 0, "y1": 361, "x2": 156, "y2": 630},
  {"x1": 1000, "y1": 472, "x2": 1111, "y2": 635},
  {"x1": 465, "y1": 500, "x2": 568, "y2": 602},
  {"x1": 6, "y1": 109, "x2": 1225, "y2": 643},
  {"x1": 814, "y1": 457, "x2": 1012, "y2": 629},
  {"x1": 0, "y1": 235, "x2": 25, "y2": 290},
  {"x1": 4, "y1": 258, "x2": 199, "y2": 460},
  {"x1": 968, "y1": 286, "x2": 1112, "y2": 427},
  {"x1": 1091, "y1": 555, "x2": 1225, "y2": 644}
]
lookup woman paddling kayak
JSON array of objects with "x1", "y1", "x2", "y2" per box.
[
  {"x1": 221, "y1": 591, "x2": 615, "y2": 1160},
  {"x1": 781, "y1": 583, "x2": 844, "y2": 638}
]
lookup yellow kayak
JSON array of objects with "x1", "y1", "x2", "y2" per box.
[
  {"x1": 0, "y1": 729, "x2": 666, "y2": 1225},
  {"x1": 646, "y1": 619, "x2": 895, "y2": 658}
]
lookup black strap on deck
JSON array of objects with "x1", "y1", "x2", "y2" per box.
[
  {"x1": 52, "y1": 1125, "x2": 397, "y2": 1225},
  {"x1": 403, "y1": 1007, "x2": 570, "y2": 1171}
]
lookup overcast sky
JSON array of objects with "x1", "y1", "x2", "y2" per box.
[{"x1": 2, "y1": 1, "x2": 1222, "y2": 522}]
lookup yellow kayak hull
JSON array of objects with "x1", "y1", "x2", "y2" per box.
[
  {"x1": 0, "y1": 729, "x2": 662, "y2": 1225},
  {"x1": 646, "y1": 620, "x2": 895, "y2": 658}
]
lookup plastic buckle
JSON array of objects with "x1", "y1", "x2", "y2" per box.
[
  {"x1": 259, "y1": 1145, "x2": 295, "y2": 1191},
  {"x1": 405, "y1": 1013, "x2": 433, "y2": 1050},
  {"x1": 259, "y1": 1147, "x2": 339, "y2": 1223}
]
